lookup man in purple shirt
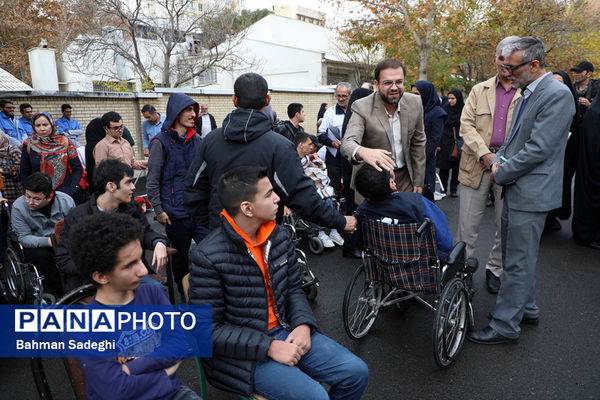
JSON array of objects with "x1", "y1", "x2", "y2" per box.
[{"x1": 456, "y1": 36, "x2": 522, "y2": 294}]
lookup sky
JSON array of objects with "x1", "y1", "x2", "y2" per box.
[{"x1": 244, "y1": 0, "x2": 357, "y2": 27}]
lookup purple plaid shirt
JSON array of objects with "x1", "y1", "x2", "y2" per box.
[{"x1": 490, "y1": 78, "x2": 517, "y2": 148}]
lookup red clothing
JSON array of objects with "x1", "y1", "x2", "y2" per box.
[{"x1": 221, "y1": 210, "x2": 278, "y2": 329}]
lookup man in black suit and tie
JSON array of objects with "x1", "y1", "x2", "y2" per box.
[{"x1": 468, "y1": 37, "x2": 576, "y2": 344}]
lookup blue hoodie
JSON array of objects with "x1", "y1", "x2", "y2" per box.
[{"x1": 147, "y1": 93, "x2": 201, "y2": 219}]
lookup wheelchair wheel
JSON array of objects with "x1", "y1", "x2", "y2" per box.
[
  {"x1": 296, "y1": 249, "x2": 318, "y2": 301},
  {"x1": 3, "y1": 246, "x2": 27, "y2": 304},
  {"x1": 433, "y1": 277, "x2": 468, "y2": 368},
  {"x1": 343, "y1": 264, "x2": 382, "y2": 339},
  {"x1": 308, "y1": 236, "x2": 324, "y2": 255}
]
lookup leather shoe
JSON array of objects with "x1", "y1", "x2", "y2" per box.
[
  {"x1": 467, "y1": 326, "x2": 518, "y2": 345},
  {"x1": 488, "y1": 313, "x2": 539, "y2": 326},
  {"x1": 342, "y1": 247, "x2": 362, "y2": 259},
  {"x1": 485, "y1": 270, "x2": 500, "y2": 294}
]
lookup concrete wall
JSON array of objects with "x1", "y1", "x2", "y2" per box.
[{"x1": 0, "y1": 89, "x2": 336, "y2": 157}]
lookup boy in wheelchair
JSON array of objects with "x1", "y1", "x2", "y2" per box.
[
  {"x1": 354, "y1": 164, "x2": 453, "y2": 261},
  {"x1": 188, "y1": 165, "x2": 368, "y2": 399},
  {"x1": 69, "y1": 212, "x2": 202, "y2": 400}
]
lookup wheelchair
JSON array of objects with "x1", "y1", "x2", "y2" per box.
[
  {"x1": 282, "y1": 214, "x2": 319, "y2": 301},
  {"x1": 342, "y1": 216, "x2": 478, "y2": 368},
  {"x1": 0, "y1": 201, "x2": 55, "y2": 305}
]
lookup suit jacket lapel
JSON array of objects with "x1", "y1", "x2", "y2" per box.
[
  {"x1": 399, "y1": 96, "x2": 409, "y2": 152},
  {"x1": 373, "y1": 94, "x2": 394, "y2": 150}
]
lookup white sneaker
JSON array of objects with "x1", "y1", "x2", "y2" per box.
[
  {"x1": 318, "y1": 234, "x2": 335, "y2": 248},
  {"x1": 328, "y1": 231, "x2": 345, "y2": 246}
]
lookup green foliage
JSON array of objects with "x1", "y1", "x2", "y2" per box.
[{"x1": 233, "y1": 9, "x2": 273, "y2": 32}]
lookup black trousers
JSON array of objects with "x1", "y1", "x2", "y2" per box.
[
  {"x1": 165, "y1": 217, "x2": 207, "y2": 293},
  {"x1": 439, "y1": 168, "x2": 459, "y2": 194},
  {"x1": 22, "y1": 246, "x2": 63, "y2": 294},
  {"x1": 325, "y1": 151, "x2": 343, "y2": 195}
]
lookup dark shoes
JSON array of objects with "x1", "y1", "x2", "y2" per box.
[
  {"x1": 487, "y1": 313, "x2": 539, "y2": 326},
  {"x1": 342, "y1": 247, "x2": 362, "y2": 259},
  {"x1": 467, "y1": 326, "x2": 518, "y2": 345},
  {"x1": 450, "y1": 191, "x2": 458, "y2": 197},
  {"x1": 544, "y1": 216, "x2": 562, "y2": 232},
  {"x1": 485, "y1": 270, "x2": 501, "y2": 294}
]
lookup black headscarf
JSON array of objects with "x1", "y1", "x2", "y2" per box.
[
  {"x1": 84, "y1": 117, "x2": 106, "y2": 192},
  {"x1": 412, "y1": 80, "x2": 447, "y2": 127},
  {"x1": 342, "y1": 88, "x2": 374, "y2": 135},
  {"x1": 573, "y1": 95, "x2": 600, "y2": 244},
  {"x1": 442, "y1": 88, "x2": 464, "y2": 128},
  {"x1": 317, "y1": 103, "x2": 328, "y2": 120},
  {"x1": 552, "y1": 70, "x2": 580, "y2": 132}
]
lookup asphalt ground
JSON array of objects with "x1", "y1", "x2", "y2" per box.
[{"x1": 1, "y1": 183, "x2": 599, "y2": 399}]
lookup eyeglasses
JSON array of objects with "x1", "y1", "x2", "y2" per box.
[
  {"x1": 109, "y1": 125, "x2": 124, "y2": 131},
  {"x1": 25, "y1": 194, "x2": 46, "y2": 204},
  {"x1": 501, "y1": 60, "x2": 531, "y2": 72},
  {"x1": 380, "y1": 79, "x2": 404, "y2": 88},
  {"x1": 336, "y1": 94, "x2": 349, "y2": 99}
]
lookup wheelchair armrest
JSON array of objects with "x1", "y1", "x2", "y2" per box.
[
  {"x1": 416, "y1": 218, "x2": 432, "y2": 241},
  {"x1": 446, "y1": 242, "x2": 466, "y2": 266}
]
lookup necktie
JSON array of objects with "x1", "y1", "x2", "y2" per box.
[{"x1": 507, "y1": 90, "x2": 529, "y2": 143}]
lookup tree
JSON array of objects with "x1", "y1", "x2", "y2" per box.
[{"x1": 64, "y1": 0, "x2": 253, "y2": 88}]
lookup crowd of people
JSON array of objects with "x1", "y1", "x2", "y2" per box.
[{"x1": 0, "y1": 34, "x2": 598, "y2": 399}]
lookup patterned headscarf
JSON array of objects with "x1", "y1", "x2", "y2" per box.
[{"x1": 26, "y1": 112, "x2": 79, "y2": 190}]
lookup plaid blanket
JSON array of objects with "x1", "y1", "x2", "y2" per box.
[{"x1": 359, "y1": 216, "x2": 439, "y2": 295}]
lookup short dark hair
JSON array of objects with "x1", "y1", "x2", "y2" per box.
[
  {"x1": 0, "y1": 99, "x2": 14, "y2": 108},
  {"x1": 20, "y1": 103, "x2": 32, "y2": 113},
  {"x1": 218, "y1": 165, "x2": 269, "y2": 217},
  {"x1": 293, "y1": 131, "x2": 310, "y2": 147},
  {"x1": 287, "y1": 103, "x2": 303, "y2": 119},
  {"x1": 69, "y1": 213, "x2": 143, "y2": 283},
  {"x1": 234, "y1": 73, "x2": 268, "y2": 110},
  {"x1": 355, "y1": 164, "x2": 393, "y2": 202},
  {"x1": 101, "y1": 111, "x2": 122, "y2": 128},
  {"x1": 374, "y1": 59, "x2": 407, "y2": 82},
  {"x1": 61, "y1": 104, "x2": 72, "y2": 112},
  {"x1": 141, "y1": 104, "x2": 156, "y2": 114},
  {"x1": 24, "y1": 172, "x2": 53, "y2": 196},
  {"x1": 94, "y1": 159, "x2": 133, "y2": 195}
]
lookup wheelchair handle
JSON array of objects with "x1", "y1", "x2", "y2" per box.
[{"x1": 416, "y1": 218, "x2": 431, "y2": 240}]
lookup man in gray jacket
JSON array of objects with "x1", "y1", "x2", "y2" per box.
[
  {"x1": 468, "y1": 37, "x2": 575, "y2": 344},
  {"x1": 11, "y1": 172, "x2": 74, "y2": 293}
]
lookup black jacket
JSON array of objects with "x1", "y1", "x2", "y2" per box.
[
  {"x1": 273, "y1": 120, "x2": 303, "y2": 142},
  {"x1": 195, "y1": 113, "x2": 217, "y2": 136},
  {"x1": 183, "y1": 108, "x2": 346, "y2": 231},
  {"x1": 188, "y1": 217, "x2": 318, "y2": 395},
  {"x1": 55, "y1": 194, "x2": 166, "y2": 291}
]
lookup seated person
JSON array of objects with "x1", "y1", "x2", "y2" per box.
[
  {"x1": 93, "y1": 111, "x2": 147, "y2": 170},
  {"x1": 11, "y1": 172, "x2": 75, "y2": 293},
  {"x1": 354, "y1": 164, "x2": 453, "y2": 260},
  {"x1": 56, "y1": 159, "x2": 168, "y2": 292},
  {"x1": 69, "y1": 212, "x2": 202, "y2": 400},
  {"x1": 294, "y1": 131, "x2": 344, "y2": 248},
  {"x1": 188, "y1": 165, "x2": 368, "y2": 400}
]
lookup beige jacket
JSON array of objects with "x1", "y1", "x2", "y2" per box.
[
  {"x1": 341, "y1": 92, "x2": 426, "y2": 200},
  {"x1": 458, "y1": 76, "x2": 521, "y2": 189}
]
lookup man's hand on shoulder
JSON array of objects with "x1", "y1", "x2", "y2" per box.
[
  {"x1": 355, "y1": 147, "x2": 395, "y2": 172},
  {"x1": 267, "y1": 340, "x2": 302, "y2": 366},
  {"x1": 285, "y1": 324, "x2": 311, "y2": 356}
]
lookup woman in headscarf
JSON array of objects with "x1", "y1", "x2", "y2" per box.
[
  {"x1": 436, "y1": 89, "x2": 464, "y2": 197},
  {"x1": 0, "y1": 129, "x2": 23, "y2": 204},
  {"x1": 316, "y1": 102, "x2": 328, "y2": 130},
  {"x1": 411, "y1": 80, "x2": 447, "y2": 201},
  {"x1": 545, "y1": 70, "x2": 581, "y2": 231},
  {"x1": 572, "y1": 95, "x2": 600, "y2": 249},
  {"x1": 20, "y1": 112, "x2": 83, "y2": 197}
]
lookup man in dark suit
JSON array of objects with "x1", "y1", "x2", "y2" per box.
[
  {"x1": 341, "y1": 58, "x2": 426, "y2": 203},
  {"x1": 195, "y1": 103, "x2": 217, "y2": 139},
  {"x1": 468, "y1": 37, "x2": 576, "y2": 344}
]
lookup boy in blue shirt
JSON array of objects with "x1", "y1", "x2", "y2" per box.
[
  {"x1": 354, "y1": 164, "x2": 453, "y2": 260},
  {"x1": 69, "y1": 212, "x2": 201, "y2": 400}
]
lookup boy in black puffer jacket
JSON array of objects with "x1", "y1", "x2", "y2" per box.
[{"x1": 188, "y1": 165, "x2": 368, "y2": 399}]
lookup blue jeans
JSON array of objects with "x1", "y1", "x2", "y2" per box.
[
  {"x1": 170, "y1": 384, "x2": 202, "y2": 400},
  {"x1": 253, "y1": 326, "x2": 368, "y2": 400}
]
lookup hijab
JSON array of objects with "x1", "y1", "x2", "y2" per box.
[
  {"x1": 442, "y1": 88, "x2": 464, "y2": 128},
  {"x1": 412, "y1": 80, "x2": 447, "y2": 126},
  {"x1": 342, "y1": 88, "x2": 373, "y2": 135},
  {"x1": 317, "y1": 103, "x2": 328, "y2": 120},
  {"x1": 27, "y1": 112, "x2": 78, "y2": 190},
  {"x1": 552, "y1": 70, "x2": 580, "y2": 131}
]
